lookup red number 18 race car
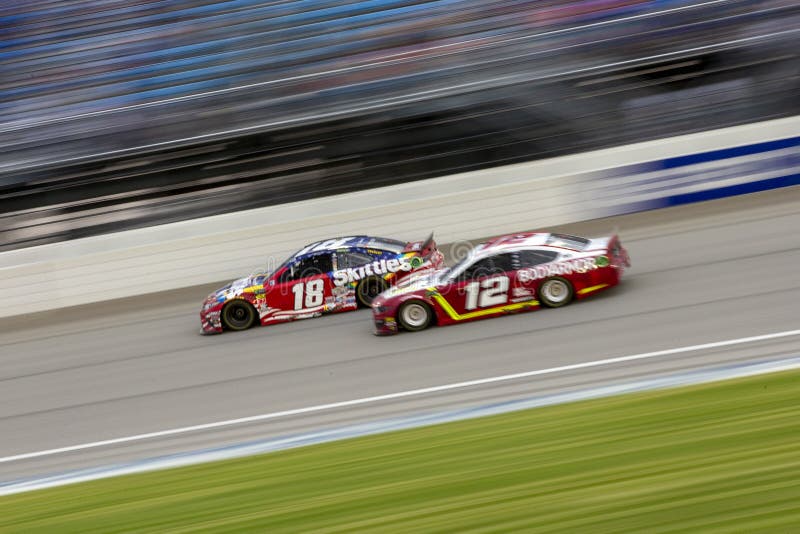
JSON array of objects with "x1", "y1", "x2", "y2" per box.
[
  {"x1": 201, "y1": 234, "x2": 443, "y2": 334},
  {"x1": 371, "y1": 232, "x2": 630, "y2": 335}
]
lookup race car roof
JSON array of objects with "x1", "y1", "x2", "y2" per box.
[
  {"x1": 481, "y1": 232, "x2": 590, "y2": 252},
  {"x1": 300, "y1": 235, "x2": 407, "y2": 254},
  {"x1": 481, "y1": 232, "x2": 548, "y2": 250}
]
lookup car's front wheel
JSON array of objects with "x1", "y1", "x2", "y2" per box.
[
  {"x1": 356, "y1": 276, "x2": 389, "y2": 307},
  {"x1": 539, "y1": 277, "x2": 574, "y2": 308},
  {"x1": 222, "y1": 300, "x2": 256, "y2": 331},
  {"x1": 398, "y1": 300, "x2": 433, "y2": 332}
]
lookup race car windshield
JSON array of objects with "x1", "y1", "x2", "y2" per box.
[
  {"x1": 263, "y1": 249, "x2": 302, "y2": 278},
  {"x1": 545, "y1": 233, "x2": 590, "y2": 250},
  {"x1": 444, "y1": 249, "x2": 480, "y2": 281}
]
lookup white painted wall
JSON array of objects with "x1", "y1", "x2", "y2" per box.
[{"x1": 1, "y1": 116, "x2": 797, "y2": 317}]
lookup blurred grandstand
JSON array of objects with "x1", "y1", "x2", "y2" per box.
[{"x1": 0, "y1": 0, "x2": 797, "y2": 251}]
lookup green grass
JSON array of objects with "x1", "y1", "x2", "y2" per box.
[{"x1": 2, "y1": 370, "x2": 800, "y2": 533}]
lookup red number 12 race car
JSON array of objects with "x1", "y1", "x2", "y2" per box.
[
  {"x1": 371, "y1": 232, "x2": 630, "y2": 335},
  {"x1": 201, "y1": 234, "x2": 443, "y2": 334}
]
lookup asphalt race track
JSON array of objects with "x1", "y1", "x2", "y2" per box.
[{"x1": 1, "y1": 187, "x2": 799, "y2": 484}]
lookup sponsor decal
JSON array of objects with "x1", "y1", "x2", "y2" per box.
[
  {"x1": 511, "y1": 287, "x2": 534, "y2": 302},
  {"x1": 517, "y1": 257, "x2": 601, "y2": 283},
  {"x1": 409, "y1": 256, "x2": 423, "y2": 268},
  {"x1": 595, "y1": 255, "x2": 610, "y2": 267},
  {"x1": 513, "y1": 287, "x2": 533, "y2": 297},
  {"x1": 295, "y1": 312, "x2": 322, "y2": 319},
  {"x1": 331, "y1": 285, "x2": 350, "y2": 296},
  {"x1": 377, "y1": 316, "x2": 398, "y2": 331},
  {"x1": 332, "y1": 257, "x2": 413, "y2": 286},
  {"x1": 254, "y1": 300, "x2": 271, "y2": 317},
  {"x1": 204, "y1": 311, "x2": 222, "y2": 329}
]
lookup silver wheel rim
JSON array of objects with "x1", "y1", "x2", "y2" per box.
[
  {"x1": 401, "y1": 303, "x2": 428, "y2": 328},
  {"x1": 542, "y1": 280, "x2": 569, "y2": 304}
]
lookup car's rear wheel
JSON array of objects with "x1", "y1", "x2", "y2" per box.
[
  {"x1": 539, "y1": 277, "x2": 574, "y2": 308},
  {"x1": 356, "y1": 276, "x2": 389, "y2": 307},
  {"x1": 398, "y1": 300, "x2": 433, "y2": 332},
  {"x1": 222, "y1": 300, "x2": 256, "y2": 331}
]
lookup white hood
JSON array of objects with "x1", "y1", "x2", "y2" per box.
[{"x1": 381, "y1": 269, "x2": 445, "y2": 298}]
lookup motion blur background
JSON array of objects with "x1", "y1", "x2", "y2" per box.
[{"x1": 1, "y1": 0, "x2": 798, "y2": 251}]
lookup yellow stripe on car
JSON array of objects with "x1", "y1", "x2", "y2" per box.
[
  {"x1": 578, "y1": 283, "x2": 609, "y2": 295},
  {"x1": 427, "y1": 288, "x2": 539, "y2": 321}
]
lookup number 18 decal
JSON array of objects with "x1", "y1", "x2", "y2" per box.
[
  {"x1": 464, "y1": 276, "x2": 509, "y2": 310},
  {"x1": 292, "y1": 279, "x2": 324, "y2": 310}
]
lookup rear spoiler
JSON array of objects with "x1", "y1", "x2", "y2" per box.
[
  {"x1": 582, "y1": 232, "x2": 628, "y2": 261},
  {"x1": 403, "y1": 232, "x2": 437, "y2": 258},
  {"x1": 585, "y1": 236, "x2": 613, "y2": 251},
  {"x1": 591, "y1": 233, "x2": 630, "y2": 268}
]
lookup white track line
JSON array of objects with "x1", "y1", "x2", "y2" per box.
[
  {"x1": 2, "y1": 329, "x2": 799, "y2": 464},
  {"x1": 6, "y1": 355, "x2": 800, "y2": 497}
]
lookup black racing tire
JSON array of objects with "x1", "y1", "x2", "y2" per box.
[
  {"x1": 398, "y1": 300, "x2": 433, "y2": 332},
  {"x1": 356, "y1": 276, "x2": 389, "y2": 307},
  {"x1": 222, "y1": 300, "x2": 257, "y2": 331},
  {"x1": 539, "y1": 277, "x2": 574, "y2": 308}
]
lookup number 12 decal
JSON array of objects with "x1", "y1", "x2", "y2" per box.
[
  {"x1": 292, "y1": 279, "x2": 325, "y2": 310},
  {"x1": 464, "y1": 276, "x2": 509, "y2": 310}
]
